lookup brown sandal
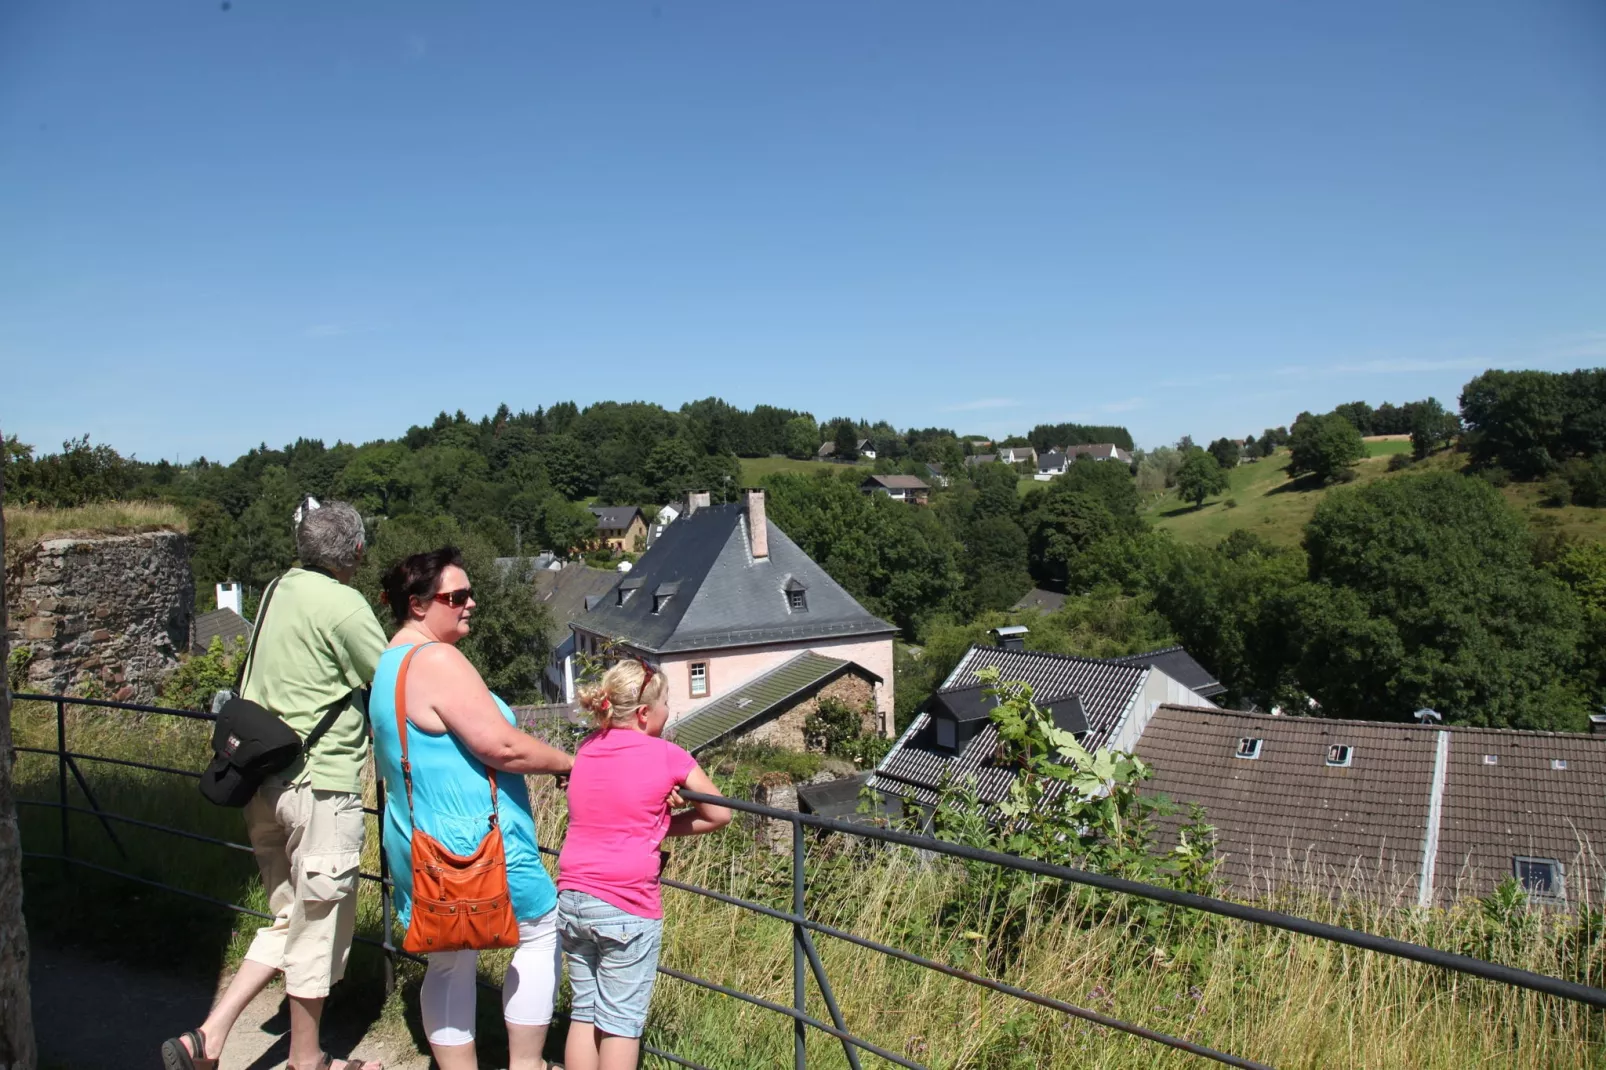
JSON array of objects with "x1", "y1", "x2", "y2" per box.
[{"x1": 160, "y1": 1029, "x2": 218, "y2": 1070}]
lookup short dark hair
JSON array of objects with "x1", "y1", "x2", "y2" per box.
[{"x1": 380, "y1": 546, "x2": 465, "y2": 625}]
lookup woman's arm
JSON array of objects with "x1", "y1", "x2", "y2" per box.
[
  {"x1": 419, "y1": 645, "x2": 573, "y2": 775},
  {"x1": 666, "y1": 763, "x2": 731, "y2": 837}
]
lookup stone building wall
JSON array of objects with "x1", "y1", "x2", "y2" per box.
[
  {"x1": 741, "y1": 673, "x2": 877, "y2": 752},
  {"x1": 5, "y1": 531, "x2": 193, "y2": 702}
]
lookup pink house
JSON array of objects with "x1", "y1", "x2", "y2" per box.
[{"x1": 570, "y1": 489, "x2": 897, "y2": 750}]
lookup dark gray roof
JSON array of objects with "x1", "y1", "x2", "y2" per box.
[
  {"x1": 1038, "y1": 451, "x2": 1067, "y2": 471},
  {"x1": 193, "y1": 608, "x2": 251, "y2": 654},
  {"x1": 669, "y1": 650, "x2": 877, "y2": 753},
  {"x1": 1108, "y1": 646, "x2": 1226, "y2": 698},
  {"x1": 1012, "y1": 588, "x2": 1067, "y2": 613},
  {"x1": 574, "y1": 502, "x2": 895, "y2": 654},
  {"x1": 494, "y1": 553, "x2": 557, "y2": 582},
  {"x1": 797, "y1": 772, "x2": 900, "y2": 824},
  {"x1": 590, "y1": 505, "x2": 644, "y2": 530},
  {"x1": 870, "y1": 645, "x2": 1151, "y2": 806},
  {"x1": 965, "y1": 454, "x2": 998, "y2": 467},
  {"x1": 532, "y1": 566, "x2": 623, "y2": 646}
]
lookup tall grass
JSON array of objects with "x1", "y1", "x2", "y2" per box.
[
  {"x1": 6, "y1": 501, "x2": 187, "y2": 561},
  {"x1": 12, "y1": 699, "x2": 1606, "y2": 1068}
]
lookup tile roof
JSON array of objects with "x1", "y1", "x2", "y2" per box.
[
  {"x1": 1108, "y1": 646, "x2": 1226, "y2": 698},
  {"x1": 193, "y1": 608, "x2": 251, "y2": 654},
  {"x1": 862, "y1": 474, "x2": 930, "y2": 491},
  {"x1": 574, "y1": 502, "x2": 895, "y2": 654},
  {"x1": 668, "y1": 650, "x2": 875, "y2": 753},
  {"x1": 589, "y1": 505, "x2": 644, "y2": 530},
  {"x1": 1137, "y1": 706, "x2": 1437, "y2": 898},
  {"x1": 870, "y1": 645, "x2": 1151, "y2": 806},
  {"x1": 532, "y1": 566, "x2": 623, "y2": 646}
]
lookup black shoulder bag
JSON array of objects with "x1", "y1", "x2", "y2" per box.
[{"x1": 200, "y1": 576, "x2": 354, "y2": 807}]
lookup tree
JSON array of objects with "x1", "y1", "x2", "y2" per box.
[
  {"x1": 970, "y1": 462, "x2": 1019, "y2": 521},
  {"x1": 832, "y1": 422, "x2": 859, "y2": 463},
  {"x1": 1409, "y1": 397, "x2": 1460, "y2": 460},
  {"x1": 1175, "y1": 450, "x2": 1230, "y2": 507},
  {"x1": 1294, "y1": 473, "x2": 1587, "y2": 729},
  {"x1": 1286, "y1": 413, "x2": 1365, "y2": 484},
  {"x1": 1206, "y1": 437, "x2": 1241, "y2": 471},
  {"x1": 783, "y1": 416, "x2": 819, "y2": 460},
  {"x1": 540, "y1": 495, "x2": 599, "y2": 559},
  {"x1": 964, "y1": 515, "x2": 1031, "y2": 612},
  {"x1": 1333, "y1": 401, "x2": 1375, "y2": 436}
]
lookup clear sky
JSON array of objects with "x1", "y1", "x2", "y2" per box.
[{"x1": 3, "y1": 1, "x2": 1603, "y2": 461}]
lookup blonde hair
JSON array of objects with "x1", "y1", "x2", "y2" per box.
[{"x1": 577, "y1": 660, "x2": 667, "y2": 730}]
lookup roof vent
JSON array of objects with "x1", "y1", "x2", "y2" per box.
[
  {"x1": 991, "y1": 625, "x2": 1028, "y2": 652},
  {"x1": 1325, "y1": 744, "x2": 1353, "y2": 767},
  {"x1": 1235, "y1": 737, "x2": 1263, "y2": 760}
]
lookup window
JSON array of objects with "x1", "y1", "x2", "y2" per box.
[
  {"x1": 1484, "y1": 754, "x2": 1499, "y2": 765},
  {"x1": 1514, "y1": 857, "x2": 1565, "y2": 902},
  {"x1": 1326, "y1": 744, "x2": 1353, "y2": 767},
  {"x1": 1235, "y1": 737, "x2": 1263, "y2": 760},
  {"x1": 935, "y1": 718, "x2": 957, "y2": 753},
  {"x1": 788, "y1": 589, "x2": 807, "y2": 612},
  {"x1": 653, "y1": 594, "x2": 670, "y2": 614},
  {"x1": 690, "y1": 662, "x2": 709, "y2": 698},
  {"x1": 1552, "y1": 759, "x2": 1568, "y2": 771}
]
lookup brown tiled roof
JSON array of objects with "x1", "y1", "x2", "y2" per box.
[
  {"x1": 1136, "y1": 706, "x2": 1437, "y2": 899},
  {"x1": 1434, "y1": 726, "x2": 1606, "y2": 903}
]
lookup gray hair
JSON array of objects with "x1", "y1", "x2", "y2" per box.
[{"x1": 296, "y1": 501, "x2": 366, "y2": 573}]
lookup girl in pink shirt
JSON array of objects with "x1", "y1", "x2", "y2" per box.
[{"x1": 558, "y1": 660, "x2": 730, "y2": 1070}]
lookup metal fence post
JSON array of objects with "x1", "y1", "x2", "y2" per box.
[
  {"x1": 792, "y1": 817, "x2": 806, "y2": 1070},
  {"x1": 56, "y1": 699, "x2": 69, "y2": 867},
  {"x1": 377, "y1": 777, "x2": 395, "y2": 997}
]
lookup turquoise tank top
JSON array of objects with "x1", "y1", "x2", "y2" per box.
[{"x1": 369, "y1": 645, "x2": 556, "y2": 930}]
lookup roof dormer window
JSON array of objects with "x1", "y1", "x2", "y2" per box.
[{"x1": 784, "y1": 577, "x2": 807, "y2": 612}]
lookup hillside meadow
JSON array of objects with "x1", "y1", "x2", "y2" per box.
[{"x1": 10, "y1": 698, "x2": 1606, "y2": 1069}]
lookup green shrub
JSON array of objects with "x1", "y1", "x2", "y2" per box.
[
  {"x1": 1478, "y1": 466, "x2": 1511, "y2": 488},
  {"x1": 158, "y1": 637, "x2": 241, "y2": 713},
  {"x1": 1388, "y1": 453, "x2": 1413, "y2": 472}
]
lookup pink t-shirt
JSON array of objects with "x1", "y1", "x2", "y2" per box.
[{"x1": 557, "y1": 728, "x2": 696, "y2": 919}]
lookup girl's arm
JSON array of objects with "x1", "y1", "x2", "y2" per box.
[{"x1": 666, "y1": 763, "x2": 731, "y2": 837}]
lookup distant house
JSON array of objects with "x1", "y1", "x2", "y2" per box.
[
  {"x1": 589, "y1": 506, "x2": 648, "y2": 553},
  {"x1": 536, "y1": 565, "x2": 624, "y2": 702},
  {"x1": 1065, "y1": 443, "x2": 1134, "y2": 465},
  {"x1": 860, "y1": 474, "x2": 930, "y2": 504},
  {"x1": 572, "y1": 489, "x2": 897, "y2": 741},
  {"x1": 965, "y1": 454, "x2": 998, "y2": 468},
  {"x1": 1034, "y1": 451, "x2": 1068, "y2": 480},
  {"x1": 924, "y1": 462, "x2": 949, "y2": 487},
  {"x1": 646, "y1": 503, "x2": 680, "y2": 548},
  {"x1": 1137, "y1": 706, "x2": 1606, "y2": 907},
  {"x1": 494, "y1": 552, "x2": 560, "y2": 583},
  {"x1": 818, "y1": 438, "x2": 876, "y2": 461},
  {"x1": 998, "y1": 446, "x2": 1037, "y2": 466},
  {"x1": 1011, "y1": 587, "x2": 1067, "y2": 614},
  {"x1": 870, "y1": 636, "x2": 1221, "y2": 808},
  {"x1": 192, "y1": 608, "x2": 251, "y2": 655}
]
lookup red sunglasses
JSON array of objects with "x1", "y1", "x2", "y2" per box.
[{"x1": 432, "y1": 587, "x2": 473, "y2": 608}]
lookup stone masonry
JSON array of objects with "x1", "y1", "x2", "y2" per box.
[
  {"x1": 5, "y1": 531, "x2": 193, "y2": 703},
  {"x1": 741, "y1": 672, "x2": 878, "y2": 753}
]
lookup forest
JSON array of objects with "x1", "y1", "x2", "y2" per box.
[{"x1": 6, "y1": 368, "x2": 1605, "y2": 728}]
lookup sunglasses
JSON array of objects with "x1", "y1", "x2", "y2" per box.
[{"x1": 432, "y1": 587, "x2": 473, "y2": 608}]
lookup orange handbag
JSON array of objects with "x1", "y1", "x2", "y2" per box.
[{"x1": 393, "y1": 643, "x2": 521, "y2": 954}]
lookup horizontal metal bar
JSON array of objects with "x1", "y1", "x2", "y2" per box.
[
  {"x1": 656, "y1": 964, "x2": 927, "y2": 1070},
  {"x1": 22, "y1": 852, "x2": 274, "y2": 919},
  {"x1": 17, "y1": 799, "x2": 255, "y2": 854},
  {"x1": 15, "y1": 746, "x2": 202, "y2": 780},
  {"x1": 13, "y1": 692, "x2": 216, "y2": 721},
  {"x1": 677, "y1": 789, "x2": 1606, "y2": 1009},
  {"x1": 659, "y1": 875, "x2": 1266, "y2": 1069}
]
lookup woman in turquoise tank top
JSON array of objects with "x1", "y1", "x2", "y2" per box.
[{"x1": 371, "y1": 548, "x2": 573, "y2": 1070}]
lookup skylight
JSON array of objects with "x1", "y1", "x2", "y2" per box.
[
  {"x1": 1235, "y1": 737, "x2": 1262, "y2": 760},
  {"x1": 1326, "y1": 744, "x2": 1353, "y2": 767}
]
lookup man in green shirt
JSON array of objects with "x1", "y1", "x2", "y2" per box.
[{"x1": 163, "y1": 502, "x2": 386, "y2": 1070}]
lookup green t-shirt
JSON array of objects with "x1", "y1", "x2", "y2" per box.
[{"x1": 240, "y1": 568, "x2": 388, "y2": 794}]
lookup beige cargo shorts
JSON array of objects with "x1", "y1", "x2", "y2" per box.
[{"x1": 242, "y1": 777, "x2": 365, "y2": 998}]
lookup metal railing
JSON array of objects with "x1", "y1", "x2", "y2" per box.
[{"x1": 13, "y1": 690, "x2": 1606, "y2": 1070}]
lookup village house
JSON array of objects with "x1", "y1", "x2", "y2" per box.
[
  {"x1": 998, "y1": 446, "x2": 1037, "y2": 466},
  {"x1": 1034, "y1": 450, "x2": 1068, "y2": 480},
  {"x1": 965, "y1": 453, "x2": 999, "y2": 468},
  {"x1": 1065, "y1": 443, "x2": 1134, "y2": 464},
  {"x1": 860, "y1": 473, "x2": 930, "y2": 504},
  {"x1": 191, "y1": 581, "x2": 252, "y2": 654},
  {"x1": 589, "y1": 505, "x2": 648, "y2": 553},
  {"x1": 571, "y1": 489, "x2": 898, "y2": 749},
  {"x1": 535, "y1": 564, "x2": 624, "y2": 702},
  {"x1": 818, "y1": 438, "x2": 876, "y2": 461}
]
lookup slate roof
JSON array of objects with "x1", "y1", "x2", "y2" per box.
[
  {"x1": 862, "y1": 474, "x2": 929, "y2": 491},
  {"x1": 574, "y1": 502, "x2": 895, "y2": 654},
  {"x1": 668, "y1": 651, "x2": 878, "y2": 753},
  {"x1": 870, "y1": 645, "x2": 1152, "y2": 806},
  {"x1": 494, "y1": 553, "x2": 557, "y2": 582},
  {"x1": 1038, "y1": 450, "x2": 1067, "y2": 472},
  {"x1": 533, "y1": 566, "x2": 623, "y2": 647},
  {"x1": 590, "y1": 505, "x2": 644, "y2": 531},
  {"x1": 1012, "y1": 587, "x2": 1067, "y2": 613},
  {"x1": 1108, "y1": 646, "x2": 1226, "y2": 698},
  {"x1": 797, "y1": 772, "x2": 901, "y2": 824},
  {"x1": 193, "y1": 608, "x2": 251, "y2": 654}
]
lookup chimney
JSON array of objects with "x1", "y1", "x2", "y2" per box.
[
  {"x1": 687, "y1": 490, "x2": 712, "y2": 516},
  {"x1": 216, "y1": 581, "x2": 243, "y2": 615},
  {"x1": 991, "y1": 625, "x2": 1028, "y2": 651},
  {"x1": 746, "y1": 488, "x2": 768, "y2": 559},
  {"x1": 1590, "y1": 714, "x2": 1606, "y2": 736}
]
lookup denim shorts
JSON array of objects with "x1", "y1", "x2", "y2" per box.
[{"x1": 557, "y1": 889, "x2": 664, "y2": 1038}]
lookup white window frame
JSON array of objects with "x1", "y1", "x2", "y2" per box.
[{"x1": 689, "y1": 661, "x2": 709, "y2": 699}]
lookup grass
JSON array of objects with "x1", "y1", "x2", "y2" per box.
[
  {"x1": 13, "y1": 696, "x2": 1606, "y2": 1068},
  {"x1": 6, "y1": 501, "x2": 187, "y2": 563},
  {"x1": 740, "y1": 455, "x2": 864, "y2": 483}
]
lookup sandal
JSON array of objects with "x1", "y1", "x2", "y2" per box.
[
  {"x1": 290, "y1": 1055, "x2": 385, "y2": 1070},
  {"x1": 160, "y1": 1029, "x2": 217, "y2": 1070}
]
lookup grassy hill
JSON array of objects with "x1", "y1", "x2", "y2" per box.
[
  {"x1": 739, "y1": 455, "x2": 862, "y2": 483},
  {"x1": 1142, "y1": 444, "x2": 1606, "y2": 548}
]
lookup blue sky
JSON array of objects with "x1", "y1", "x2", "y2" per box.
[{"x1": 3, "y1": 1, "x2": 1603, "y2": 461}]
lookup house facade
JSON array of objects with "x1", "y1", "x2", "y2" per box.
[
  {"x1": 1034, "y1": 451, "x2": 1068, "y2": 480},
  {"x1": 571, "y1": 489, "x2": 898, "y2": 740},
  {"x1": 998, "y1": 447, "x2": 1037, "y2": 466},
  {"x1": 589, "y1": 506, "x2": 648, "y2": 553}
]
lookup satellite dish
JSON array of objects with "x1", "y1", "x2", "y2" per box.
[{"x1": 1413, "y1": 708, "x2": 1443, "y2": 724}]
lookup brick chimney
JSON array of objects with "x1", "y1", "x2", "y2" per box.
[
  {"x1": 686, "y1": 490, "x2": 712, "y2": 516},
  {"x1": 746, "y1": 488, "x2": 768, "y2": 559}
]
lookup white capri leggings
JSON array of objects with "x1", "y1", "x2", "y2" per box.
[{"x1": 420, "y1": 910, "x2": 561, "y2": 1046}]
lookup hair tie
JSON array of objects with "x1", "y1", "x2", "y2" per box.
[{"x1": 598, "y1": 697, "x2": 611, "y2": 712}]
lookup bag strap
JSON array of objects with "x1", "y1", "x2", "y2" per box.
[
  {"x1": 393, "y1": 643, "x2": 501, "y2": 832},
  {"x1": 234, "y1": 575, "x2": 284, "y2": 694},
  {"x1": 302, "y1": 690, "x2": 356, "y2": 755}
]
